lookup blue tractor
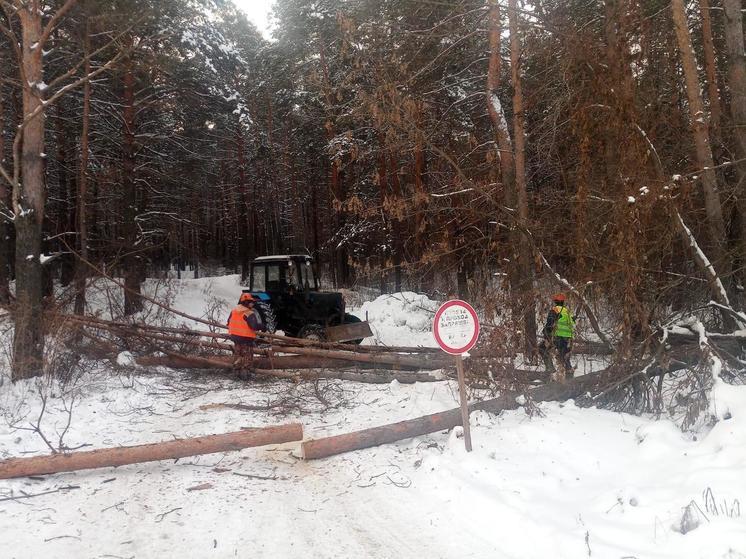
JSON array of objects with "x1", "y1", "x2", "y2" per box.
[{"x1": 245, "y1": 255, "x2": 372, "y2": 343}]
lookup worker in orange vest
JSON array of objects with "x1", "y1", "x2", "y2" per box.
[{"x1": 227, "y1": 292, "x2": 264, "y2": 378}]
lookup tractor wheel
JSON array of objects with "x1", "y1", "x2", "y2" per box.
[
  {"x1": 298, "y1": 324, "x2": 326, "y2": 342},
  {"x1": 343, "y1": 313, "x2": 364, "y2": 344},
  {"x1": 254, "y1": 301, "x2": 277, "y2": 334}
]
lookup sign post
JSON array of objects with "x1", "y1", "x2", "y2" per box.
[{"x1": 433, "y1": 300, "x2": 480, "y2": 452}]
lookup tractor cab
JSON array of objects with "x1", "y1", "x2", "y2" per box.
[
  {"x1": 249, "y1": 255, "x2": 319, "y2": 294},
  {"x1": 247, "y1": 255, "x2": 371, "y2": 343}
]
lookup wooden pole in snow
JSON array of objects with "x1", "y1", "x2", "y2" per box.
[
  {"x1": 0, "y1": 424, "x2": 303, "y2": 480},
  {"x1": 455, "y1": 355, "x2": 472, "y2": 452}
]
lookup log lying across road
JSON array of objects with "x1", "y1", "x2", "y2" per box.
[
  {"x1": 0, "y1": 424, "x2": 303, "y2": 480},
  {"x1": 301, "y1": 367, "x2": 617, "y2": 460}
]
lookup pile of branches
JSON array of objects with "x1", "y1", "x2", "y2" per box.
[{"x1": 575, "y1": 316, "x2": 746, "y2": 429}]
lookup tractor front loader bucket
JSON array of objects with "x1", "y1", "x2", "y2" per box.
[{"x1": 325, "y1": 321, "x2": 373, "y2": 343}]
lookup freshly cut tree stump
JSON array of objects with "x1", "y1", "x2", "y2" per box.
[{"x1": 0, "y1": 423, "x2": 303, "y2": 480}]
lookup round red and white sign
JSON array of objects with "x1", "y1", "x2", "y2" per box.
[{"x1": 433, "y1": 300, "x2": 480, "y2": 355}]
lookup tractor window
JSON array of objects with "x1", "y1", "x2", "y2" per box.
[
  {"x1": 266, "y1": 264, "x2": 282, "y2": 291},
  {"x1": 286, "y1": 261, "x2": 303, "y2": 289},
  {"x1": 300, "y1": 261, "x2": 317, "y2": 289},
  {"x1": 251, "y1": 265, "x2": 266, "y2": 291}
]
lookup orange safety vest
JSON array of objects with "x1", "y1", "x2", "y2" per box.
[{"x1": 228, "y1": 306, "x2": 256, "y2": 339}]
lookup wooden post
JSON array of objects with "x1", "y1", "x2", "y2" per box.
[{"x1": 455, "y1": 355, "x2": 473, "y2": 452}]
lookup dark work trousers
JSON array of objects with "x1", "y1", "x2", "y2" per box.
[
  {"x1": 230, "y1": 336, "x2": 256, "y2": 375},
  {"x1": 540, "y1": 336, "x2": 573, "y2": 377}
]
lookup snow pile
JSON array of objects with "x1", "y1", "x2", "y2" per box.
[
  {"x1": 356, "y1": 292, "x2": 440, "y2": 347},
  {"x1": 410, "y1": 398, "x2": 746, "y2": 558}
]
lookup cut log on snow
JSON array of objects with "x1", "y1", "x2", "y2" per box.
[
  {"x1": 301, "y1": 366, "x2": 628, "y2": 460},
  {"x1": 254, "y1": 368, "x2": 442, "y2": 384},
  {"x1": 135, "y1": 351, "x2": 447, "y2": 372},
  {"x1": 659, "y1": 329, "x2": 746, "y2": 356},
  {"x1": 0, "y1": 424, "x2": 303, "y2": 480},
  {"x1": 136, "y1": 354, "x2": 441, "y2": 383}
]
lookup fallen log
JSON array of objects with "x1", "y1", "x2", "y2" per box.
[
  {"x1": 64, "y1": 314, "x2": 230, "y2": 340},
  {"x1": 301, "y1": 367, "x2": 622, "y2": 460},
  {"x1": 0, "y1": 424, "x2": 303, "y2": 480},
  {"x1": 66, "y1": 313, "x2": 450, "y2": 364},
  {"x1": 136, "y1": 353, "x2": 441, "y2": 383},
  {"x1": 135, "y1": 351, "x2": 445, "y2": 372},
  {"x1": 662, "y1": 330, "x2": 746, "y2": 355},
  {"x1": 254, "y1": 368, "x2": 442, "y2": 384}
]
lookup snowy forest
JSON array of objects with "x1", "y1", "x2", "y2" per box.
[
  {"x1": 0, "y1": 0, "x2": 745, "y2": 371},
  {"x1": 1, "y1": 0, "x2": 746, "y2": 557}
]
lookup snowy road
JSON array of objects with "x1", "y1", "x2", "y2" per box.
[
  {"x1": 2, "y1": 371, "x2": 746, "y2": 559},
  {"x1": 2, "y1": 279, "x2": 745, "y2": 558},
  {"x1": 0, "y1": 375, "x2": 505, "y2": 559}
]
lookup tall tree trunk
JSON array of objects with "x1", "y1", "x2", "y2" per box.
[
  {"x1": 698, "y1": 0, "x2": 722, "y2": 138},
  {"x1": 413, "y1": 114, "x2": 433, "y2": 293},
  {"x1": 487, "y1": 0, "x2": 515, "y2": 202},
  {"x1": 671, "y1": 0, "x2": 729, "y2": 277},
  {"x1": 488, "y1": 0, "x2": 535, "y2": 355},
  {"x1": 509, "y1": 0, "x2": 538, "y2": 358},
  {"x1": 319, "y1": 41, "x2": 348, "y2": 287},
  {"x1": 121, "y1": 45, "x2": 142, "y2": 315},
  {"x1": 13, "y1": 3, "x2": 46, "y2": 379},
  {"x1": 285, "y1": 122, "x2": 305, "y2": 252},
  {"x1": 722, "y1": 0, "x2": 746, "y2": 295},
  {"x1": 55, "y1": 103, "x2": 75, "y2": 287},
  {"x1": 376, "y1": 137, "x2": 389, "y2": 294},
  {"x1": 0, "y1": 86, "x2": 10, "y2": 305},
  {"x1": 388, "y1": 151, "x2": 403, "y2": 292},
  {"x1": 236, "y1": 124, "x2": 250, "y2": 280},
  {"x1": 74, "y1": 15, "x2": 91, "y2": 316}
]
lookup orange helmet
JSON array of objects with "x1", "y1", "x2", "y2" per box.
[
  {"x1": 239, "y1": 293, "x2": 255, "y2": 305},
  {"x1": 552, "y1": 293, "x2": 566, "y2": 303}
]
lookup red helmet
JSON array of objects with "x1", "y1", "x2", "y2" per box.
[
  {"x1": 552, "y1": 293, "x2": 566, "y2": 303},
  {"x1": 239, "y1": 293, "x2": 255, "y2": 304}
]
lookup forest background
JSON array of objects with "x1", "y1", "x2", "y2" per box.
[{"x1": 0, "y1": 0, "x2": 744, "y2": 380}]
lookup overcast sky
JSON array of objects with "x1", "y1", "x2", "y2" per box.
[{"x1": 233, "y1": 0, "x2": 275, "y2": 39}]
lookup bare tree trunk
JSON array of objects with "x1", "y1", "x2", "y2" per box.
[
  {"x1": 74, "y1": 14, "x2": 91, "y2": 316},
  {"x1": 236, "y1": 124, "x2": 250, "y2": 280},
  {"x1": 388, "y1": 151, "x2": 403, "y2": 292},
  {"x1": 698, "y1": 0, "x2": 722, "y2": 137},
  {"x1": 121, "y1": 44, "x2": 142, "y2": 315},
  {"x1": 319, "y1": 41, "x2": 348, "y2": 287},
  {"x1": 376, "y1": 134, "x2": 390, "y2": 293},
  {"x1": 509, "y1": 0, "x2": 538, "y2": 359},
  {"x1": 488, "y1": 0, "x2": 536, "y2": 356},
  {"x1": 722, "y1": 0, "x2": 746, "y2": 294},
  {"x1": 13, "y1": 2, "x2": 46, "y2": 379},
  {"x1": 487, "y1": 0, "x2": 515, "y2": 201},
  {"x1": 55, "y1": 103, "x2": 75, "y2": 287},
  {"x1": 0, "y1": 86, "x2": 10, "y2": 305},
  {"x1": 671, "y1": 0, "x2": 729, "y2": 276},
  {"x1": 413, "y1": 109, "x2": 433, "y2": 293}
]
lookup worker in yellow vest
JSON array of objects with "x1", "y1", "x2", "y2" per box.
[
  {"x1": 227, "y1": 292, "x2": 264, "y2": 378},
  {"x1": 540, "y1": 293, "x2": 576, "y2": 382}
]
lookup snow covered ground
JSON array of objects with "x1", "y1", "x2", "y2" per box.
[{"x1": 1, "y1": 276, "x2": 745, "y2": 558}]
